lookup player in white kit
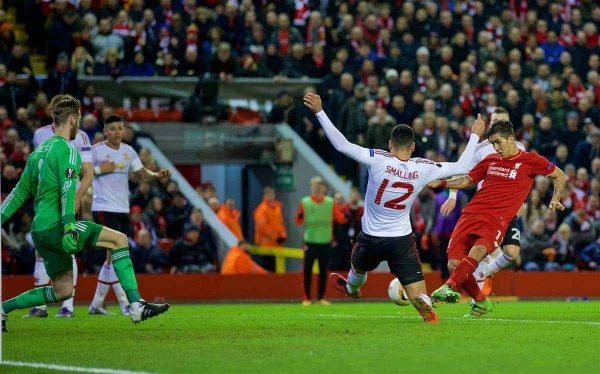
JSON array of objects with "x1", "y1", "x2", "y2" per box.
[
  {"x1": 88, "y1": 116, "x2": 171, "y2": 315},
  {"x1": 25, "y1": 95, "x2": 93, "y2": 318},
  {"x1": 303, "y1": 93, "x2": 486, "y2": 323},
  {"x1": 438, "y1": 107, "x2": 525, "y2": 293}
]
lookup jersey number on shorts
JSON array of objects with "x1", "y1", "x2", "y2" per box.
[
  {"x1": 374, "y1": 179, "x2": 414, "y2": 210},
  {"x1": 511, "y1": 228, "x2": 520, "y2": 242}
]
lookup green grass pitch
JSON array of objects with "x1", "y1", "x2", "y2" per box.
[{"x1": 2, "y1": 301, "x2": 599, "y2": 373}]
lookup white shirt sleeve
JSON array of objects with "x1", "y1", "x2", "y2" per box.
[
  {"x1": 33, "y1": 130, "x2": 41, "y2": 149},
  {"x1": 426, "y1": 134, "x2": 481, "y2": 181},
  {"x1": 78, "y1": 132, "x2": 93, "y2": 164},
  {"x1": 130, "y1": 149, "x2": 143, "y2": 172},
  {"x1": 315, "y1": 110, "x2": 373, "y2": 165}
]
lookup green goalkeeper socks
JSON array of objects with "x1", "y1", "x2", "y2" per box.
[
  {"x1": 2, "y1": 286, "x2": 58, "y2": 314},
  {"x1": 112, "y1": 247, "x2": 142, "y2": 303}
]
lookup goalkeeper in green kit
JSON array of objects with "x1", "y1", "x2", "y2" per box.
[{"x1": 1, "y1": 95, "x2": 169, "y2": 331}]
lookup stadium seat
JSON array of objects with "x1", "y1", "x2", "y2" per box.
[{"x1": 228, "y1": 108, "x2": 262, "y2": 125}]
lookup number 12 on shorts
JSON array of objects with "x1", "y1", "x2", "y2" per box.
[{"x1": 374, "y1": 178, "x2": 414, "y2": 210}]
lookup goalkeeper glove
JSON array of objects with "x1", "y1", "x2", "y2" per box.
[{"x1": 62, "y1": 223, "x2": 79, "y2": 253}]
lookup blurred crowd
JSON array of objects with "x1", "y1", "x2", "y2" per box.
[{"x1": 1, "y1": 0, "x2": 599, "y2": 274}]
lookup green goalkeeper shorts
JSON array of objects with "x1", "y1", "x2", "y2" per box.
[{"x1": 32, "y1": 221, "x2": 103, "y2": 280}]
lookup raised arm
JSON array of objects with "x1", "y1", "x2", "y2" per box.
[
  {"x1": 547, "y1": 166, "x2": 566, "y2": 211},
  {"x1": 428, "y1": 114, "x2": 486, "y2": 181},
  {"x1": 303, "y1": 93, "x2": 372, "y2": 165}
]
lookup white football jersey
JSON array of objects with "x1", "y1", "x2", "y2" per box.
[
  {"x1": 361, "y1": 150, "x2": 477, "y2": 236},
  {"x1": 315, "y1": 111, "x2": 480, "y2": 238},
  {"x1": 91, "y1": 142, "x2": 143, "y2": 213},
  {"x1": 33, "y1": 124, "x2": 92, "y2": 164}
]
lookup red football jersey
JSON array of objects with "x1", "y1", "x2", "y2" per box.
[{"x1": 464, "y1": 150, "x2": 556, "y2": 229}]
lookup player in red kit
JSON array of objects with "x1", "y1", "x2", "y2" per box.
[{"x1": 429, "y1": 120, "x2": 566, "y2": 317}]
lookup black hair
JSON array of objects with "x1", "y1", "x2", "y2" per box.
[
  {"x1": 390, "y1": 124, "x2": 415, "y2": 148},
  {"x1": 104, "y1": 115, "x2": 124, "y2": 126},
  {"x1": 487, "y1": 120, "x2": 515, "y2": 139}
]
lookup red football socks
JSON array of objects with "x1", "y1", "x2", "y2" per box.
[{"x1": 446, "y1": 257, "x2": 484, "y2": 301}]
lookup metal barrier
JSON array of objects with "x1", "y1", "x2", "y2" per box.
[{"x1": 248, "y1": 245, "x2": 322, "y2": 274}]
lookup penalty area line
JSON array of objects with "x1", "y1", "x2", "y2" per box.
[
  {"x1": 313, "y1": 314, "x2": 600, "y2": 326},
  {"x1": 0, "y1": 360, "x2": 153, "y2": 374}
]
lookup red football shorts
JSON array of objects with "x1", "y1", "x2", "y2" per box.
[{"x1": 447, "y1": 213, "x2": 505, "y2": 261}]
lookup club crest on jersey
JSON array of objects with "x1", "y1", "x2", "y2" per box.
[
  {"x1": 65, "y1": 168, "x2": 77, "y2": 178},
  {"x1": 123, "y1": 153, "x2": 130, "y2": 161}
]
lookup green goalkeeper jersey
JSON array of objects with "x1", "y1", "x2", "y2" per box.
[{"x1": 1, "y1": 135, "x2": 80, "y2": 231}]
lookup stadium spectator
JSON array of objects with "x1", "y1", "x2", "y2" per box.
[
  {"x1": 217, "y1": 198, "x2": 243, "y2": 240},
  {"x1": 7, "y1": 44, "x2": 32, "y2": 75},
  {"x1": 169, "y1": 224, "x2": 217, "y2": 274},
  {"x1": 131, "y1": 181, "x2": 155, "y2": 209},
  {"x1": 178, "y1": 45, "x2": 203, "y2": 77},
  {"x1": 186, "y1": 208, "x2": 217, "y2": 264},
  {"x1": 0, "y1": 70, "x2": 35, "y2": 120},
  {"x1": 295, "y1": 176, "x2": 347, "y2": 305},
  {"x1": 165, "y1": 191, "x2": 192, "y2": 238},
  {"x1": 522, "y1": 219, "x2": 559, "y2": 272},
  {"x1": 122, "y1": 51, "x2": 156, "y2": 76},
  {"x1": 93, "y1": 48, "x2": 122, "y2": 77},
  {"x1": 574, "y1": 127, "x2": 600, "y2": 171},
  {"x1": 550, "y1": 224, "x2": 577, "y2": 271},
  {"x1": 45, "y1": 6, "x2": 81, "y2": 68},
  {"x1": 208, "y1": 42, "x2": 238, "y2": 81},
  {"x1": 221, "y1": 240, "x2": 267, "y2": 275},
  {"x1": 131, "y1": 229, "x2": 168, "y2": 274},
  {"x1": 71, "y1": 46, "x2": 95, "y2": 76},
  {"x1": 143, "y1": 196, "x2": 168, "y2": 239},
  {"x1": 91, "y1": 18, "x2": 125, "y2": 63},
  {"x1": 523, "y1": 190, "x2": 549, "y2": 231},
  {"x1": 366, "y1": 107, "x2": 395, "y2": 151},
  {"x1": 562, "y1": 209, "x2": 597, "y2": 253},
  {"x1": 267, "y1": 90, "x2": 295, "y2": 124},
  {"x1": 43, "y1": 52, "x2": 79, "y2": 99},
  {"x1": 579, "y1": 239, "x2": 600, "y2": 270}
]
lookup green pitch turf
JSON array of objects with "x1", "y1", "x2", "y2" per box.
[{"x1": 2, "y1": 301, "x2": 599, "y2": 373}]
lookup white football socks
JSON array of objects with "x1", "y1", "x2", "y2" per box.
[
  {"x1": 112, "y1": 282, "x2": 130, "y2": 310},
  {"x1": 90, "y1": 263, "x2": 112, "y2": 309},
  {"x1": 346, "y1": 269, "x2": 367, "y2": 293},
  {"x1": 486, "y1": 253, "x2": 515, "y2": 276},
  {"x1": 61, "y1": 256, "x2": 78, "y2": 312},
  {"x1": 91, "y1": 262, "x2": 129, "y2": 310},
  {"x1": 415, "y1": 294, "x2": 433, "y2": 307},
  {"x1": 33, "y1": 259, "x2": 50, "y2": 311}
]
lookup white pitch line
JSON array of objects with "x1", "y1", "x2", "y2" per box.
[
  {"x1": 313, "y1": 314, "x2": 600, "y2": 326},
  {"x1": 0, "y1": 360, "x2": 153, "y2": 374}
]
